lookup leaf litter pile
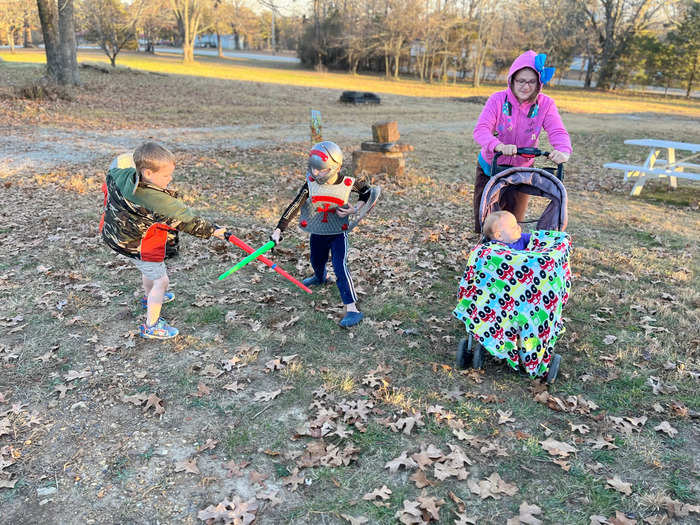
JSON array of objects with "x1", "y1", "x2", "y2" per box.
[{"x1": 0, "y1": 65, "x2": 699, "y2": 524}]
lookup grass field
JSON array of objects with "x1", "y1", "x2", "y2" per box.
[{"x1": 0, "y1": 50, "x2": 698, "y2": 525}]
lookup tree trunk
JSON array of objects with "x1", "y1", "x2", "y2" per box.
[
  {"x1": 24, "y1": 13, "x2": 33, "y2": 47},
  {"x1": 686, "y1": 53, "x2": 697, "y2": 98},
  {"x1": 584, "y1": 55, "x2": 595, "y2": 88},
  {"x1": 393, "y1": 48, "x2": 400, "y2": 79},
  {"x1": 58, "y1": 0, "x2": 79, "y2": 85},
  {"x1": 472, "y1": 58, "x2": 481, "y2": 88},
  {"x1": 384, "y1": 50, "x2": 390, "y2": 77},
  {"x1": 217, "y1": 32, "x2": 223, "y2": 57},
  {"x1": 9, "y1": 31, "x2": 16, "y2": 53},
  {"x1": 36, "y1": 0, "x2": 61, "y2": 81}
]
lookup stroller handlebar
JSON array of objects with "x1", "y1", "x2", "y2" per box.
[{"x1": 492, "y1": 148, "x2": 564, "y2": 181}]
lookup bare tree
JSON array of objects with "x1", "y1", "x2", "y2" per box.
[
  {"x1": 136, "y1": 0, "x2": 172, "y2": 53},
  {"x1": 469, "y1": 0, "x2": 501, "y2": 87},
  {"x1": 36, "y1": 0, "x2": 79, "y2": 85},
  {"x1": 80, "y1": 0, "x2": 142, "y2": 67},
  {"x1": 229, "y1": 0, "x2": 259, "y2": 50},
  {"x1": 0, "y1": 0, "x2": 30, "y2": 52},
  {"x1": 576, "y1": 0, "x2": 665, "y2": 89},
  {"x1": 170, "y1": 0, "x2": 213, "y2": 63}
]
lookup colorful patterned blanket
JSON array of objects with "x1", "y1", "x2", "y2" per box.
[{"x1": 453, "y1": 231, "x2": 572, "y2": 378}]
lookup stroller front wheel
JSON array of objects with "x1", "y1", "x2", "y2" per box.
[
  {"x1": 471, "y1": 338, "x2": 485, "y2": 369},
  {"x1": 456, "y1": 338, "x2": 471, "y2": 370},
  {"x1": 545, "y1": 353, "x2": 562, "y2": 384}
]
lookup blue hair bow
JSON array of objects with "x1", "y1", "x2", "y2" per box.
[{"x1": 534, "y1": 53, "x2": 556, "y2": 85}]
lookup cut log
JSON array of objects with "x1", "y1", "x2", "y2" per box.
[
  {"x1": 352, "y1": 150, "x2": 405, "y2": 177},
  {"x1": 372, "y1": 121, "x2": 400, "y2": 143}
]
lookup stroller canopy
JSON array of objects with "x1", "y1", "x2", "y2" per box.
[{"x1": 479, "y1": 167, "x2": 568, "y2": 231}]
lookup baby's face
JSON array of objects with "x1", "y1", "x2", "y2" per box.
[{"x1": 496, "y1": 214, "x2": 522, "y2": 243}]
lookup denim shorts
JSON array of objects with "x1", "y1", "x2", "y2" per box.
[{"x1": 132, "y1": 259, "x2": 167, "y2": 280}]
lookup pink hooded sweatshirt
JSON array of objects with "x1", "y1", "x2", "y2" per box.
[{"x1": 473, "y1": 50, "x2": 572, "y2": 175}]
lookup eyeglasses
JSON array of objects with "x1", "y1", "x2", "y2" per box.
[{"x1": 514, "y1": 78, "x2": 538, "y2": 87}]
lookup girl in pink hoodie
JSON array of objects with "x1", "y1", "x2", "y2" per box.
[{"x1": 472, "y1": 50, "x2": 572, "y2": 232}]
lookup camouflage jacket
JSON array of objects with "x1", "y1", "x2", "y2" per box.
[{"x1": 101, "y1": 167, "x2": 216, "y2": 262}]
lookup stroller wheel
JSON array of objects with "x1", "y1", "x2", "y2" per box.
[
  {"x1": 471, "y1": 338, "x2": 485, "y2": 370},
  {"x1": 456, "y1": 338, "x2": 471, "y2": 370},
  {"x1": 545, "y1": 353, "x2": 562, "y2": 384}
]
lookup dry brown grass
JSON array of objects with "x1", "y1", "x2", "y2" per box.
[{"x1": 0, "y1": 55, "x2": 698, "y2": 525}]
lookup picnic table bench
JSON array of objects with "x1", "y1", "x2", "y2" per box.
[{"x1": 604, "y1": 139, "x2": 700, "y2": 196}]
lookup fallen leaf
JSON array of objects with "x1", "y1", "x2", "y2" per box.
[
  {"x1": 222, "y1": 381, "x2": 246, "y2": 392},
  {"x1": 385, "y1": 451, "x2": 418, "y2": 473},
  {"x1": 409, "y1": 469, "x2": 433, "y2": 488},
  {"x1": 417, "y1": 493, "x2": 445, "y2": 521},
  {"x1": 606, "y1": 475, "x2": 633, "y2": 495},
  {"x1": 363, "y1": 485, "x2": 392, "y2": 502},
  {"x1": 143, "y1": 393, "x2": 165, "y2": 415},
  {"x1": 568, "y1": 422, "x2": 590, "y2": 436},
  {"x1": 507, "y1": 501, "x2": 543, "y2": 525},
  {"x1": 255, "y1": 489, "x2": 283, "y2": 506},
  {"x1": 454, "y1": 512, "x2": 477, "y2": 524},
  {"x1": 497, "y1": 409, "x2": 515, "y2": 424},
  {"x1": 174, "y1": 457, "x2": 199, "y2": 475},
  {"x1": 653, "y1": 421, "x2": 678, "y2": 438},
  {"x1": 540, "y1": 438, "x2": 578, "y2": 458},
  {"x1": 254, "y1": 389, "x2": 281, "y2": 402},
  {"x1": 552, "y1": 458, "x2": 571, "y2": 471},
  {"x1": 394, "y1": 499, "x2": 423, "y2": 524},
  {"x1": 341, "y1": 515, "x2": 369, "y2": 525},
  {"x1": 195, "y1": 383, "x2": 211, "y2": 398},
  {"x1": 281, "y1": 467, "x2": 305, "y2": 491},
  {"x1": 609, "y1": 511, "x2": 637, "y2": 524}
]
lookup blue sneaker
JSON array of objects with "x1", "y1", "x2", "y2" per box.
[
  {"x1": 139, "y1": 318, "x2": 179, "y2": 340},
  {"x1": 302, "y1": 275, "x2": 327, "y2": 287},
  {"x1": 339, "y1": 311, "x2": 364, "y2": 328},
  {"x1": 140, "y1": 291, "x2": 175, "y2": 309}
]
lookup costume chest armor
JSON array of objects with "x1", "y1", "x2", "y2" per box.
[{"x1": 299, "y1": 175, "x2": 355, "y2": 235}]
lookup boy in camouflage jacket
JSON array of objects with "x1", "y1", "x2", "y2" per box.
[{"x1": 101, "y1": 142, "x2": 226, "y2": 339}]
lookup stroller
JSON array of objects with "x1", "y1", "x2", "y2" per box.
[{"x1": 454, "y1": 148, "x2": 569, "y2": 384}]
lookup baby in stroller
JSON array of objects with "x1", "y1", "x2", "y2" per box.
[
  {"x1": 453, "y1": 150, "x2": 571, "y2": 383},
  {"x1": 482, "y1": 211, "x2": 530, "y2": 250}
]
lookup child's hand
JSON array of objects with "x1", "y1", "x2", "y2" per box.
[
  {"x1": 213, "y1": 227, "x2": 227, "y2": 240},
  {"x1": 270, "y1": 228, "x2": 282, "y2": 244},
  {"x1": 548, "y1": 150, "x2": 570, "y2": 164},
  {"x1": 495, "y1": 144, "x2": 517, "y2": 156},
  {"x1": 336, "y1": 204, "x2": 358, "y2": 218}
]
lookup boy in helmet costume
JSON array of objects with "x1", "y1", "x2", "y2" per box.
[{"x1": 271, "y1": 141, "x2": 378, "y2": 328}]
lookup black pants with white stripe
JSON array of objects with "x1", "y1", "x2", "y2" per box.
[{"x1": 309, "y1": 233, "x2": 357, "y2": 305}]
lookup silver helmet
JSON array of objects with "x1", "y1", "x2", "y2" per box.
[{"x1": 308, "y1": 141, "x2": 343, "y2": 184}]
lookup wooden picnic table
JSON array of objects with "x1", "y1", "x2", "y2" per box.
[{"x1": 604, "y1": 139, "x2": 700, "y2": 195}]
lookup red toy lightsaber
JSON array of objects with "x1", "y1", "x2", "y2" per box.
[{"x1": 223, "y1": 231, "x2": 312, "y2": 294}]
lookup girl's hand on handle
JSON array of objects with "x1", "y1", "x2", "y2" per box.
[
  {"x1": 548, "y1": 150, "x2": 570, "y2": 164},
  {"x1": 213, "y1": 227, "x2": 227, "y2": 240},
  {"x1": 495, "y1": 144, "x2": 518, "y2": 156}
]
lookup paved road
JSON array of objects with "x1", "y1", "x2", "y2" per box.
[{"x1": 148, "y1": 46, "x2": 301, "y2": 64}]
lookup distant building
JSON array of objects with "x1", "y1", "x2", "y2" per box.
[{"x1": 195, "y1": 34, "x2": 246, "y2": 50}]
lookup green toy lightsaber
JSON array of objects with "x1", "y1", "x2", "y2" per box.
[{"x1": 218, "y1": 240, "x2": 276, "y2": 280}]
